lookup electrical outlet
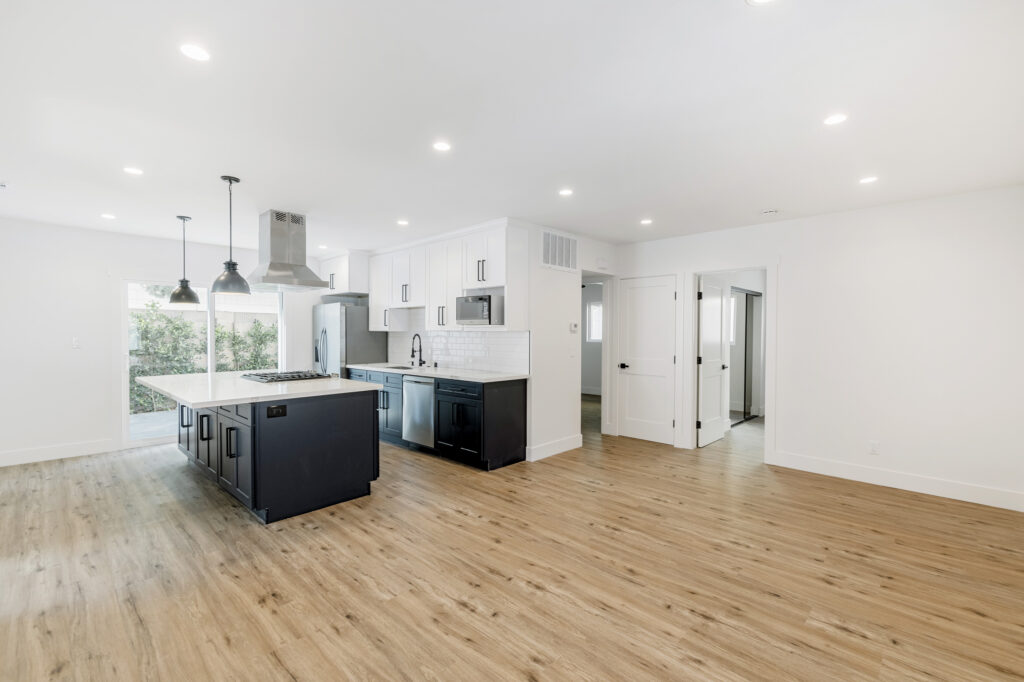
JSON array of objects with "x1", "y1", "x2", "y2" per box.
[
  {"x1": 71, "y1": 337, "x2": 81, "y2": 349},
  {"x1": 868, "y1": 440, "x2": 881, "y2": 456}
]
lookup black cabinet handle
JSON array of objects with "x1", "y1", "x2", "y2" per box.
[
  {"x1": 179, "y1": 405, "x2": 193, "y2": 428},
  {"x1": 476, "y1": 260, "x2": 482, "y2": 281},
  {"x1": 225, "y1": 427, "x2": 238, "y2": 458},
  {"x1": 384, "y1": 309, "x2": 388, "y2": 327},
  {"x1": 618, "y1": 363, "x2": 629, "y2": 369},
  {"x1": 329, "y1": 273, "x2": 335, "y2": 290},
  {"x1": 199, "y1": 413, "x2": 212, "y2": 441},
  {"x1": 480, "y1": 259, "x2": 486, "y2": 282}
]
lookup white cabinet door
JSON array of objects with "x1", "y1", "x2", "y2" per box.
[
  {"x1": 390, "y1": 251, "x2": 410, "y2": 307},
  {"x1": 407, "y1": 245, "x2": 426, "y2": 307},
  {"x1": 426, "y1": 242, "x2": 447, "y2": 330},
  {"x1": 463, "y1": 226, "x2": 506, "y2": 288},
  {"x1": 463, "y1": 232, "x2": 486, "y2": 289},
  {"x1": 444, "y1": 239, "x2": 463, "y2": 329},
  {"x1": 368, "y1": 254, "x2": 392, "y2": 331},
  {"x1": 481, "y1": 227, "x2": 506, "y2": 287}
]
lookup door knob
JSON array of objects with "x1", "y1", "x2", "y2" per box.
[
  {"x1": 619, "y1": 362, "x2": 629, "y2": 369},
  {"x1": 722, "y1": 364, "x2": 728, "y2": 370}
]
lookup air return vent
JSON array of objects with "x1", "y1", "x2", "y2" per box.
[{"x1": 541, "y1": 231, "x2": 578, "y2": 272}]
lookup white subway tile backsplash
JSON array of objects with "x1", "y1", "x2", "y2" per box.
[{"x1": 388, "y1": 331, "x2": 530, "y2": 374}]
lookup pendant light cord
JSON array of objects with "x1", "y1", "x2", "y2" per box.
[
  {"x1": 227, "y1": 180, "x2": 234, "y2": 262},
  {"x1": 181, "y1": 218, "x2": 187, "y2": 279}
]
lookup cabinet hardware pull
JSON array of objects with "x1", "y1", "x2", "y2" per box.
[
  {"x1": 437, "y1": 306, "x2": 442, "y2": 326},
  {"x1": 481, "y1": 259, "x2": 485, "y2": 281},
  {"x1": 226, "y1": 427, "x2": 238, "y2": 458},
  {"x1": 329, "y1": 273, "x2": 335, "y2": 290},
  {"x1": 442, "y1": 305, "x2": 446, "y2": 326},
  {"x1": 384, "y1": 309, "x2": 388, "y2": 327}
]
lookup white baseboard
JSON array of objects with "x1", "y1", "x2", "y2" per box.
[
  {"x1": 767, "y1": 450, "x2": 1024, "y2": 512},
  {"x1": 0, "y1": 438, "x2": 117, "y2": 469},
  {"x1": 527, "y1": 434, "x2": 583, "y2": 462}
]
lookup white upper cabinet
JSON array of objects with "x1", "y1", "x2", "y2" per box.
[
  {"x1": 368, "y1": 254, "x2": 391, "y2": 331},
  {"x1": 389, "y1": 246, "x2": 426, "y2": 308},
  {"x1": 463, "y1": 226, "x2": 506, "y2": 289},
  {"x1": 426, "y1": 239, "x2": 463, "y2": 331},
  {"x1": 320, "y1": 251, "x2": 369, "y2": 294}
]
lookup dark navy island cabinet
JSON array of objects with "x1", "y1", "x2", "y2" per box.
[{"x1": 176, "y1": 390, "x2": 379, "y2": 523}]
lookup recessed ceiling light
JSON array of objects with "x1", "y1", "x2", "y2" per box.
[
  {"x1": 823, "y1": 113, "x2": 848, "y2": 126},
  {"x1": 432, "y1": 140, "x2": 451, "y2": 152},
  {"x1": 101, "y1": 213, "x2": 116, "y2": 220},
  {"x1": 396, "y1": 219, "x2": 409, "y2": 226},
  {"x1": 640, "y1": 219, "x2": 653, "y2": 225},
  {"x1": 180, "y1": 44, "x2": 210, "y2": 61},
  {"x1": 318, "y1": 244, "x2": 328, "y2": 249},
  {"x1": 746, "y1": 0, "x2": 775, "y2": 5},
  {"x1": 859, "y1": 176, "x2": 879, "y2": 184},
  {"x1": 123, "y1": 167, "x2": 144, "y2": 175},
  {"x1": 559, "y1": 188, "x2": 574, "y2": 197}
]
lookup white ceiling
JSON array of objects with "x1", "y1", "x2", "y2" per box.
[{"x1": 1, "y1": 0, "x2": 1022, "y2": 255}]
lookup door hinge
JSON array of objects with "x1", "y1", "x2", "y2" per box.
[
  {"x1": 674, "y1": 291, "x2": 677, "y2": 300},
  {"x1": 673, "y1": 355, "x2": 676, "y2": 364},
  {"x1": 697, "y1": 356, "x2": 702, "y2": 365},
  {"x1": 697, "y1": 291, "x2": 703, "y2": 300},
  {"x1": 672, "y1": 419, "x2": 676, "y2": 427},
  {"x1": 696, "y1": 420, "x2": 702, "y2": 429}
]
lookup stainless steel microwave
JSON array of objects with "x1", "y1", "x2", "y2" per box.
[{"x1": 455, "y1": 295, "x2": 504, "y2": 326}]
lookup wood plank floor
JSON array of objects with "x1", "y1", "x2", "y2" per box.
[{"x1": 1, "y1": 414, "x2": 1022, "y2": 681}]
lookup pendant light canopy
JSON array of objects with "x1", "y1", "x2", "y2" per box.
[
  {"x1": 211, "y1": 175, "x2": 250, "y2": 295},
  {"x1": 169, "y1": 215, "x2": 200, "y2": 304}
]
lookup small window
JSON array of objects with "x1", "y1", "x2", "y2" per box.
[{"x1": 587, "y1": 302, "x2": 603, "y2": 342}]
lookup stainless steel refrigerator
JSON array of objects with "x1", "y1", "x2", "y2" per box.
[{"x1": 312, "y1": 303, "x2": 387, "y2": 375}]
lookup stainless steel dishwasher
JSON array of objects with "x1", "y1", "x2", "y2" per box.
[{"x1": 402, "y1": 376, "x2": 435, "y2": 447}]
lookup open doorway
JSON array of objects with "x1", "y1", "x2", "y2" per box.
[
  {"x1": 581, "y1": 275, "x2": 604, "y2": 436},
  {"x1": 696, "y1": 268, "x2": 766, "y2": 451}
]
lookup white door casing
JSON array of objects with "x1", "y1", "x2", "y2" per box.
[
  {"x1": 617, "y1": 275, "x2": 676, "y2": 444},
  {"x1": 697, "y1": 274, "x2": 728, "y2": 446}
]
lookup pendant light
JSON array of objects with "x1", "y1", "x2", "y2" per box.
[
  {"x1": 169, "y1": 215, "x2": 200, "y2": 304},
  {"x1": 211, "y1": 175, "x2": 250, "y2": 295}
]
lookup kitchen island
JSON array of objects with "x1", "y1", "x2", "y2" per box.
[{"x1": 138, "y1": 371, "x2": 382, "y2": 523}]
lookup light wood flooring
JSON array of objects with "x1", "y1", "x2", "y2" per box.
[{"x1": 1, "y1": 414, "x2": 1022, "y2": 680}]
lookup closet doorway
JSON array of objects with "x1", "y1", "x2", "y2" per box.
[{"x1": 729, "y1": 287, "x2": 763, "y2": 426}]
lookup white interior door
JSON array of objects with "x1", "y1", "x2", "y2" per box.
[
  {"x1": 617, "y1": 275, "x2": 676, "y2": 444},
  {"x1": 697, "y1": 274, "x2": 728, "y2": 446}
]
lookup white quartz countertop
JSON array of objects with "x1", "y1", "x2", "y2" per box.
[
  {"x1": 345, "y1": 363, "x2": 530, "y2": 384},
  {"x1": 137, "y1": 371, "x2": 382, "y2": 409}
]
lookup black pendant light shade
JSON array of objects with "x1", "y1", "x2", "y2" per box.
[
  {"x1": 211, "y1": 175, "x2": 250, "y2": 295},
  {"x1": 169, "y1": 215, "x2": 200, "y2": 304}
]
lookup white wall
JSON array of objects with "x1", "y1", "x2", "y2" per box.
[
  {"x1": 0, "y1": 216, "x2": 315, "y2": 467},
  {"x1": 580, "y1": 282, "x2": 603, "y2": 395},
  {"x1": 616, "y1": 185, "x2": 1024, "y2": 511}
]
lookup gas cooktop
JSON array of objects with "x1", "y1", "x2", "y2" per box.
[{"x1": 241, "y1": 371, "x2": 330, "y2": 383}]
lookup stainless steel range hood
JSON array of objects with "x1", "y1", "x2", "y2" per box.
[{"x1": 247, "y1": 210, "x2": 329, "y2": 291}]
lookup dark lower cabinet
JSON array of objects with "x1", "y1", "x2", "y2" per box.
[
  {"x1": 195, "y1": 409, "x2": 218, "y2": 479},
  {"x1": 434, "y1": 379, "x2": 525, "y2": 470},
  {"x1": 218, "y1": 414, "x2": 253, "y2": 508},
  {"x1": 177, "y1": 405, "x2": 198, "y2": 460},
  {"x1": 379, "y1": 384, "x2": 403, "y2": 440}
]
